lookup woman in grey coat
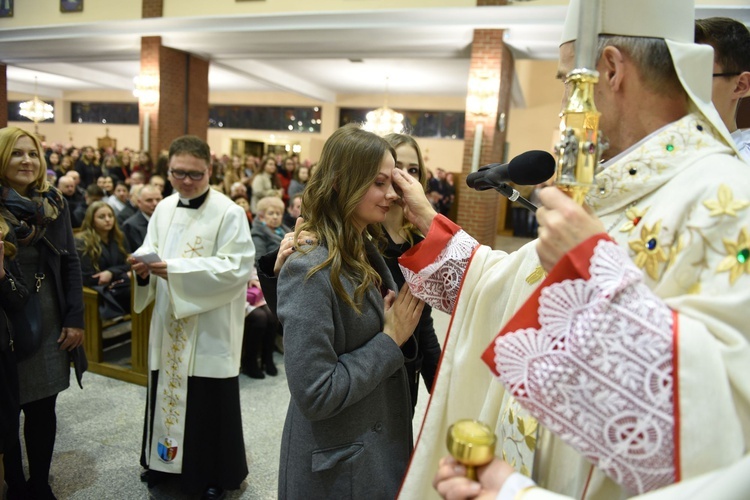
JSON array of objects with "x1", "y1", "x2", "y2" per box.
[{"x1": 277, "y1": 124, "x2": 424, "y2": 499}]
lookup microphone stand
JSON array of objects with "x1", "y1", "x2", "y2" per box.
[
  {"x1": 472, "y1": 181, "x2": 538, "y2": 213},
  {"x1": 494, "y1": 183, "x2": 538, "y2": 213}
]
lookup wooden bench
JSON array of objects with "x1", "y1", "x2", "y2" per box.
[{"x1": 82, "y1": 282, "x2": 153, "y2": 386}]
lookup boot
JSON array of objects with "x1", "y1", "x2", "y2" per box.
[
  {"x1": 26, "y1": 479, "x2": 56, "y2": 500},
  {"x1": 241, "y1": 331, "x2": 265, "y2": 379},
  {"x1": 262, "y1": 329, "x2": 278, "y2": 377}
]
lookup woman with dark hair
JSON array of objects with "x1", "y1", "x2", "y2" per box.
[
  {"x1": 112, "y1": 150, "x2": 133, "y2": 185},
  {"x1": 276, "y1": 124, "x2": 423, "y2": 498},
  {"x1": 251, "y1": 156, "x2": 283, "y2": 214},
  {"x1": 0, "y1": 126, "x2": 85, "y2": 500},
  {"x1": 287, "y1": 164, "x2": 309, "y2": 199}
]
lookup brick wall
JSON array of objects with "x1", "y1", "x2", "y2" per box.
[
  {"x1": 456, "y1": 29, "x2": 514, "y2": 246},
  {"x1": 186, "y1": 55, "x2": 209, "y2": 139},
  {"x1": 139, "y1": 37, "x2": 208, "y2": 157}
]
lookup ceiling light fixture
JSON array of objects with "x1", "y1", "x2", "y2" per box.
[
  {"x1": 19, "y1": 77, "x2": 54, "y2": 134},
  {"x1": 363, "y1": 76, "x2": 404, "y2": 136}
]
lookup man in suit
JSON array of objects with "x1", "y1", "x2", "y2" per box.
[
  {"x1": 57, "y1": 175, "x2": 84, "y2": 226},
  {"x1": 122, "y1": 184, "x2": 161, "y2": 251},
  {"x1": 116, "y1": 184, "x2": 142, "y2": 226}
]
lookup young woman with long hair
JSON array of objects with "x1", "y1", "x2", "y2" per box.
[
  {"x1": 75, "y1": 201, "x2": 131, "y2": 317},
  {"x1": 276, "y1": 124, "x2": 424, "y2": 498}
]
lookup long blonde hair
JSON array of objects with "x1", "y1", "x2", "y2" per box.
[
  {"x1": 0, "y1": 127, "x2": 50, "y2": 193},
  {"x1": 76, "y1": 201, "x2": 128, "y2": 271},
  {"x1": 299, "y1": 124, "x2": 395, "y2": 312}
]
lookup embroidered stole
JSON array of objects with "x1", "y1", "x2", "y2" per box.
[{"x1": 145, "y1": 206, "x2": 215, "y2": 474}]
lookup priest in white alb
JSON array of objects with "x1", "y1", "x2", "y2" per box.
[
  {"x1": 392, "y1": 0, "x2": 750, "y2": 498},
  {"x1": 130, "y1": 135, "x2": 254, "y2": 500}
]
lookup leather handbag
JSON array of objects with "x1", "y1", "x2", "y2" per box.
[
  {"x1": 91, "y1": 278, "x2": 131, "y2": 320},
  {"x1": 8, "y1": 291, "x2": 43, "y2": 361}
]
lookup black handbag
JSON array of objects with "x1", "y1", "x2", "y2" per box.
[
  {"x1": 91, "y1": 278, "x2": 131, "y2": 320},
  {"x1": 8, "y1": 251, "x2": 46, "y2": 361}
]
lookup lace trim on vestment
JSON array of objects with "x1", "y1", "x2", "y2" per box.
[
  {"x1": 401, "y1": 230, "x2": 478, "y2": 314},
  {"x1": 494, "y1": 240, "x2": 675, "y2": 494}
]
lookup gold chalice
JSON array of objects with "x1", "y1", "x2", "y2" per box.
[{"x1": 446, "y1": 419, "x2": 497, "y2": 481}]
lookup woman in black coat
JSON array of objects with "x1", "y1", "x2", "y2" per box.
[
  {"x1": 0, "y1": 221, "x2": 29, "y2": 494},
  {"x1": 0, "y1": 127, "x2": 85, "y2": 500}
]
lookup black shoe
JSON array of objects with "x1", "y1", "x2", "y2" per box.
[
  {"x1": 140, "y1": 469, "x2": 165, "y2": 489},
  {"x1": 264, "y1": 361, "x2": 278, "y2": 376},
  {"x1": 243, "y1": 366, "x2": 265, "y2": 379},
  {"x1": 6, "y1": 483, "x2": 31, "y2": 500},
  {"x1": 26, "y1": 480, "x2": 56, "y2": 500},
  {"x1": 201, "y1": 486, "x2": 226, "y2": 500}
]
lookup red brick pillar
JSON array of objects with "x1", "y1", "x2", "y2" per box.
[
  {"x1": 456, "y1": 24, "x2": 514, "y2": 246},
  {"x1": 0, "y1": 64, "x2": 7, "y2": 128},
  {"x1": 138, "y1": 37, "x2": 209, "y2": 158},
  {"x1": 138, "y1": 0, "x2": 208, "y2": 157}
]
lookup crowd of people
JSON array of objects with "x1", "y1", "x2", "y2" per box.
[{"x1": 0, "y1": 3, "x2": 749, "y2": 499}]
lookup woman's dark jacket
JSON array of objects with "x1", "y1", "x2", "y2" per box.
[
  {"x1": 382, "y1": 233, "x2": 441, "y2": 412},
  {"x1": 42, "y1": 199, "x2": 85, "y2": 331},
  {"x1": 77, "y1": 237, "x2": 131, "y2": 287},
  {"x1": 0, "y1": 240, "x2": 30, "y2": 353}
]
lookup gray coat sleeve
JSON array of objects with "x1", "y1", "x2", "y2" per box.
[{"x1": 278, "y1": 249, "x2": 404, "y2": 422}]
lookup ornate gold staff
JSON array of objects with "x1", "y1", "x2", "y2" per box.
[{"x1": 555, "y1": 0, "x2": 606, "y2": 204}]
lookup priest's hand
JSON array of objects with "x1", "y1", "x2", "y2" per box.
[
  {"x1": 433, "y1": 456, "x2": 515, "y2": 500},
  {"x1": 535, "y1": 187, "x2": 605, "y2": 272},
  {"x1": 128, "y1": 257, "x2": 150, "y2": 279},
  {"x1": 392, "y1": 168, "x2": 437, "y2": 235},
  {"x1": 149, "y1": 261, "x2": 168, "y2": 280}
]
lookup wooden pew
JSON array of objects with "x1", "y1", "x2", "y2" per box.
[{"x1": 82, "y1": 281, "x2": 153, "y2": 386}]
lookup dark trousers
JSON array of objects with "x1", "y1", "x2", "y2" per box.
[{"x1": 242, "y1": 305, "x2": 278, "y2": 373}]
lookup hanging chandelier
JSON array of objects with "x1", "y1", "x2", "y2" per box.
[
  {"x1": 363, "y1": 77, "x2": 404, "y2": 136},
  {"x1": 19, "y1": 78, "x2": 54, "y2": 129}
]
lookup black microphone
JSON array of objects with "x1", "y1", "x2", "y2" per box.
[{"x1": 466, "y1": 150, "x2": 556, "y2": 191}]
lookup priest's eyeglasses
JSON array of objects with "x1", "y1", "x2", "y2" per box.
[
  {"x1": 712, "y1": 72, "x2": 741, "y2": 77},
  {"x1": 170, "y1": 169, "x2": 206, "y2": 181}
]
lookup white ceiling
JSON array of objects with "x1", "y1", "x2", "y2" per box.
[{"x1": 2, "y1": 4, "x2": 749, "y2": 102}]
